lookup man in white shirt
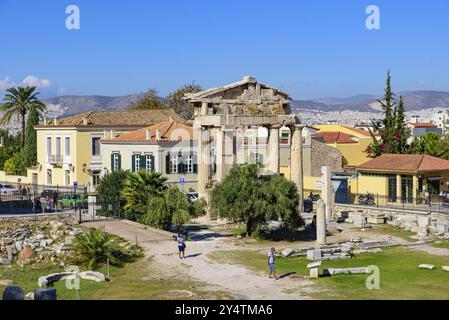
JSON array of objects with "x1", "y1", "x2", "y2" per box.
[
  {"x1": 267, "y1": 247, "x2": 278, "y2": 279},
  {"x1": 177, "y1": 233, "x2": 186, "y2": 259}
]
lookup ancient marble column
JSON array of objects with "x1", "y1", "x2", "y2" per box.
[
  {"x1": 316, "y1": 199, "x2": 327, "y2": 246},
  {"x1": 290, "y1": 125, "x2": 304, "y2": 211},
  {"x1": 321, "y1": 166, "x2": 333, "y2": 220},
  {"x1": 267, "y1": 125, "x2": 280, "y2": 174},
  {"x1": 216, "y1": 125, "x2": 235, "y2": 182},
  {"x1": 215, "y1": 129, "x2": 224, "y2": 182},
  {"x1": 197, "y1": 126, "x2": 210, "y2": 201}
]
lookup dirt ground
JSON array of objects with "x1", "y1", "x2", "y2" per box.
[{"x1": 83, "y1": 220, "x2": 445, "y2": 300}]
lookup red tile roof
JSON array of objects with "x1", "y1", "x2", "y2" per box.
[
  {"x1": 411, "y1": 123, "x2": 438, "y2": 128},
  {"x1": 357, "y1": 154, "x2": 449, "y2": 173},
  {"x1": 341, "y1": 125, "x2": 372, "y2": 137},
  {"x1": 312, "y1": 131, "x2": 356, "y2": 144},
  {"x1": 101, "y1": 121, "x2": 193, "y2": 143}
]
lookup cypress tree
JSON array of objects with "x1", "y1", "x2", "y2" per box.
[
  {"x1": 394, "y1": 96, "x2": 411, "y2": 154},
  {"x1": 22, "y1": 106, "x2": 39, "y2": 167},
  {"x1": 367, "y1": 71, "x2": 410, "y2": 157}
]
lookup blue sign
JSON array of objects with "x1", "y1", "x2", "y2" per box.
[
  {"x1": 179, "y1": 178, "x2": 185, "y2": 186},
  {"x1": 73, "y1": 181, "x2": 78, "y2": 189}
]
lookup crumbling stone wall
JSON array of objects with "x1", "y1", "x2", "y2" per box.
[{"x1": 311, "y1": 139, "x2": 343, "y2": 176}]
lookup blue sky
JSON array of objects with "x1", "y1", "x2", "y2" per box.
[{"x1": 1, "y1": 0, "x2": 449, "y2": 100}]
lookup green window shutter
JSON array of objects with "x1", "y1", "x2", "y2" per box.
[
  {"x1": 166, "y1": 153, "x2": 170, "y2": 174},
  {"x1": 117, "y1": 154, "x2": 121, "y2": 171},
  {"x1": 131, "y1": 155, "x2": 136, "y2": 172},
  {"x1": 258, "y1": 154, "x2": 263, "y2": 165},
  {"x1": 111, "y1": 154, "x2": 115, "y2": 172},
  {"x1": 150, "y1": 155, "x2": 155, "y2": 172},
  {"x1": 140, "y1": 155, "x2": 146, "y2": 171},
  {"x1": 192, "y1": 153, "x2": 198, "y2": 174}
]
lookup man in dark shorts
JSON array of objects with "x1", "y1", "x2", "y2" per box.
[{"x1": 177, "y1": 232, "x2": 186, "y2": 259}]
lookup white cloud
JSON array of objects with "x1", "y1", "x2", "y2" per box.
[
  {"x1": 0, "y1": 76, "x2": 16, "y2": 90},
  {"x1": 21, "y1": 75, "x2": 51, "y2": 88}
]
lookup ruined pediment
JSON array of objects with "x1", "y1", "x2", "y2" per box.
[{"x1": 184, "y1": 76, "x2": 292, "y2": 116}]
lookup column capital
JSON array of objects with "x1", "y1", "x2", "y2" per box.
[{"x1": 289, "y1": 124, "x2": 305, "y2": 131}]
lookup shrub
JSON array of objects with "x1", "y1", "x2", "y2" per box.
[
  {"x1": 4, "y1": 152, "x2": 26, "y2": 176},
  {"x1": 73, "y1": 228, "x2": 142, "y2": 270},
  {"x1": 96, "y1": 170, "x2": 130, "y2": 216}
]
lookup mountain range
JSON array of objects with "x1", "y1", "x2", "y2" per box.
[{"x1": 42, "y1": 90, "x2": 449, "y2": 116}]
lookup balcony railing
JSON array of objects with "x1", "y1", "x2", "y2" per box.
[{"x1": 48, "y1": 155, "x2": 63, "y2": 165}]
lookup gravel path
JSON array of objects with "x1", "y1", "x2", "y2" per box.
[{"x1": 84, "y1": 220, "x2": 317, "y2": 300}]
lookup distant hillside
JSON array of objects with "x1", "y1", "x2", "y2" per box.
[
  {"x1": 43, "y1": 93, "x2": 144, "y2": 115},
  {"x1": 39, "y1": 90, "x2": 449, "y2": 117},
  {"x1": 305, "y1": 90, "x2": 449, "y2": 112}
]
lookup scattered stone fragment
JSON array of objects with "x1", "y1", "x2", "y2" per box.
[
  {"x1": 281, "y1": 248, "x2": 294, "y2": 257},
  {"x1": 79, "y1": 271, "x2": 106, "y2": 282},
  {"x1": 18, "y1": 245, "x2": 36, "y2": 263},
  {"x1": 442, "y1": 266, "x2": 449, "y2": 272},
  {"x1": 323, "y1": 267, "x2": 370, "y2": 276},
  {"x1": 0, "y1": 279, "x2": 13, "y2": 286},
  {"x1": 419, "y1": 264, "x2": 435, "y2": 270}
]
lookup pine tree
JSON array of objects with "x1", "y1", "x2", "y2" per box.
[{"x1": 22, "y1": 106, "x2": 40, "y2": 167}]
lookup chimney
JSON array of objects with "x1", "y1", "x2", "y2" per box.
[
  {"x1": 110, "y1": 130, "x2": 115, "y2": 139},
  {"x1": 54, "y1": 117, "x2": 58, "y2": 125},
  {"x1": 156, "y1": 130, "x2": 161, "y2": 140},
  {"x1": 43, "y1": 118, "x2": 48, "y2": 126},
  {"x1": 146, "y1": 130, "x2": 152, "y2": 140},
  {"x1": 82, "y1": 116, "x2": 88, "y2": 125},
  {"x1": 103, "y1": 130, "x2": 107, "y2": 139}
]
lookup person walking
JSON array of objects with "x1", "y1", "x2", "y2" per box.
[
  {"x1": 177, "y1": 232, "x2": 186, "y2": 259},
  {"x1": 268, "y1": 247, "x2": 278, "y2": 279}
]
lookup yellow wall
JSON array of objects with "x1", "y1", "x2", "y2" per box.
[
  {"x1": 0, "y1": 167, "x2": 39, "y2": 185},
  {"x1": 314, "y1": 124, "x2": 372, "y2": 167},
  {"x1": 328, "y1": 138, "x2": 371, "y2": 167},
  {"x1": 36, "y1": 128, "x2": 130, "y2": 187},
  {"x1": 356, "y1": 175, "x2": 388, "y2": 195}
]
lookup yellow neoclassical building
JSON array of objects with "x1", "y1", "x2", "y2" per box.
[
  {"x1": 313, "y1": 124, "x2": 374, "y2": 170},
  {"x1": 34, "y1": 109, "x2": 185, "y2": 190}
]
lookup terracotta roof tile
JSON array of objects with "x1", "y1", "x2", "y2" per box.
[
  {"x1": 357, "y1": 154, "x2": 449, "y2": 172},
  {"x1": 411, "y1": 123, "x2": 438, "y2": 128},
  {"x1": 36, "y1": 109, "x2": 186, "y2": 128},
  {"x1": 312, "y1": 131, "x2": 356, "y2": 144},
  {"x1": 101, "y1": 121, "x2": 193, "y2": 143},
  {"x1": 341, "y1": 125, "x2": 372, "y2": 137}
]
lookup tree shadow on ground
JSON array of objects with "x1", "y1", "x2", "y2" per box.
[
  {"x1": 187, "y1": 232, "x2": 234, "y2": 242},
  {"x1": 256, "y1": 227, "x2": 316, "y2": 242}
]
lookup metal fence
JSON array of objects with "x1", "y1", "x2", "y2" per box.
[
  {"x1": 337, "y1": 192, "x2": 449, "y2": 214},
  {"x1": 0, "y1": 182, "x2": 122, "y2": 222}
]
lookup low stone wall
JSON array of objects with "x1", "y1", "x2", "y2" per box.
[
  {"x1": 0, "y1": 212, "x2": 79, "y2": 226},
  {"x1": 334, "y1": 204, "x2": 449, "y2": 237}
]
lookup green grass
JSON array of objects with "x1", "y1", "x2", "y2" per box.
[
  {"x1": 371, "y1": 224, "x2": 418, "y2": 242},
  {"x1": 432, "y1": 240, "x2": 449, "y2": 249},
  {"x1": 208, "y1": 248, "x2": 449, "y2": 300},
  {"x1": 0, "y1": 257, "x2": 231, "y2": 300}
]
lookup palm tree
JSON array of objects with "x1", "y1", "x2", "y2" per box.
[
  {"x1": 122, "y1": 171, "x2": 168, "y2": 220},
  {"x1": 1, "y1": 86, "x2": 46, "y2": 146}
]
